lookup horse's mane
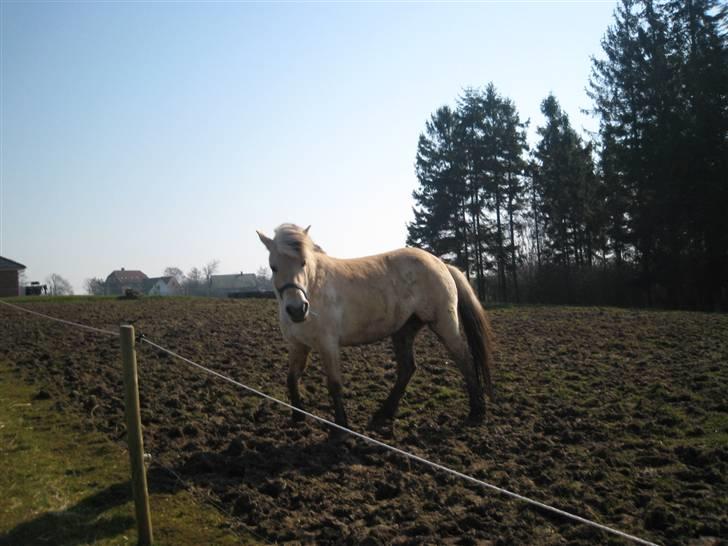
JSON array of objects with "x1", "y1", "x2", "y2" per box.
[{"x1": 273, "y1": 224, "x2": 325, "y2": 260}]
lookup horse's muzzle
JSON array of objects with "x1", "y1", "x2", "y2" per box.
[{"x1": 286, "y1": 301, "x2": 309, "y2": 323}]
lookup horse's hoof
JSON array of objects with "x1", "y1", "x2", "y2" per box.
[
  {"x1": 328, "y1": 426, "x2": 347, "y2": 443},
  {"x1": 368, "y1": 416, "x2": 387, "y2": 430},
  {"x1": 369, "y1": 409, "x2": 394, "y2": 429},
  {"x1": 465, "y1": 411, "x2": 485, "y2": 426}
]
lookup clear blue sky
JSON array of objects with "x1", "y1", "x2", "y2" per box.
[{"x1": 1, "y1": 1, "x2": 617, "y2": 293}]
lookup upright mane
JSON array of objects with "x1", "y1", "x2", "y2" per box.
[{"x1": 273, "y1": 223, "x2": 325, "y2": 259}]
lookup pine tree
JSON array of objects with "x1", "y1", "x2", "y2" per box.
[
  {"x1": 590, "y1": 0, "x2": 728, "y2": 307},
  {"x1": 457, "y1": 88, "x2": 491, "y2": 296},
  {"x1": 498, "y1": 97, "x2": 529, "y2": 303},
  {"x1": 408, "y1": 86, "x2": 529, "y2": 302},
  {"x1": 407, "y1": 106, "x2": 470, "y2": 272},
  {"x1": 666, "y1": 0, "x2": 728, "y2": 306},
  {"x1": 532, "y1": 94, "x2": 601, "y2": 292},
  {"x1": 456, "y1": 84, "x2": 529, "y2": 301}
]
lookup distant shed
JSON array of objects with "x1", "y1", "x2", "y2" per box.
[{"x1": 0, "y1": 256, "x2": 26, "y2": 297}]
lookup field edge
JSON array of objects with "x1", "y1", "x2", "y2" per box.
[{"x1": 0, "y1": 359, "x2": 258, "y2": 546}]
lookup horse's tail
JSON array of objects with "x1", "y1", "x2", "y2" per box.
[{"x1": 447, "y1": 265, "x2": 495, "y2": 401}]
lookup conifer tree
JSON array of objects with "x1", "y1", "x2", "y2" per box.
[
  {"x1": 533, "y1": 94, "x2": 599, "y2": 273},
  {"x1": 590, "y1": 0, "x2": 727, "y2": 307},
  {"x1": 407, "y1": 106, "x2": 470, "y2": 273}
]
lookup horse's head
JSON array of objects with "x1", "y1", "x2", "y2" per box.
[{"x1": 257, "y1": 224, "x2": 318, "y2": 323}]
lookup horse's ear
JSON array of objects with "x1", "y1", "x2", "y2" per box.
[
  {"x1": 304, "y1": 225, "x2": 311, "y2": 235},
  {"x1": 256, "y1": 230, "x2": 274, "y2": 251}
]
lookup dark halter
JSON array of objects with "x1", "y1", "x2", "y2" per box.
[{"x1": 276, "y1": 283, "x2": 309, "y2": 300}]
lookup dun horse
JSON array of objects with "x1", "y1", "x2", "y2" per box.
[{"x1": 257, "y1": 224, "x2": 494, "y2": 434}]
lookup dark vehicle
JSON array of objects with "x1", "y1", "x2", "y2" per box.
[
  {"x1": 25, "y1": 282, "x2": 47, "y2": 296},
  {"x1": 227, "y1": 290, "x2": 275, "y2": 299}
]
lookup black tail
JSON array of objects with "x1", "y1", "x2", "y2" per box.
[{"x1": 447, "y1": 265, "x2": 495, "y2": 400}]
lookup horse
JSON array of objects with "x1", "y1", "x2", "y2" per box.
[{"x1": 256, "y1": 223, "x2": 495, "y2": 434}]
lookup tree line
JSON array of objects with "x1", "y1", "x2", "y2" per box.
[
  {"x1": 84, "y1": 262, "x2": 222, "y2": 296},
  {"x1": 84, "y1": 262, "x2": 273, "y2": 296},
  {"x1": 407, "y1": 0, "x2": 727, "y2": 309}
]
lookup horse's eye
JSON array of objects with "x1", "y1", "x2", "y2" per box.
[
  {"x1": 271, "y1": 266, "x2": 278, "y2": 273},
  {"x1": 302, "y1": 260, "x2": 306, "y2": 267}
]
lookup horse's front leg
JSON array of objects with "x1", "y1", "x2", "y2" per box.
[
  {"x1": 287, "y1": 342, "x2": 311, "y2": 423},
  {"x1": 320, "y1": 343, "x2": 348, "y2": 438}
]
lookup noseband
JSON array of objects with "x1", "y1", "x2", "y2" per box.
[{"x1": 276, "y1": 283, "x2": 309, "y2": 300}]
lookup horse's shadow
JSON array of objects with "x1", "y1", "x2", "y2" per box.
[
  {"x1": 172, "y1": 424, "x2": 403, "y2": 492},
  {"x1": 0, "y1": 468, "x2": 179, "y2": 546}
]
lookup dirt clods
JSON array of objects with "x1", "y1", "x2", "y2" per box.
[{"x1": 1, "y1": 299, "x2": 726, "y2": 545}]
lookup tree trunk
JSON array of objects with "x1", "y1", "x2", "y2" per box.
[
  {"x1": 461, "y1": 195, "x2": 470, "y2": 281},
  {"x1": 472, "y1": 183, "x2": 485, "y2": 301},
  {"x1": 508, "y1": 197, "x2": 520, "y2": 303},
  {"x1": 495, "y1": 190, "x2": 507, "y2": 302},
  {"x1": 533, "y1": 186, "x2": 542, "y2": 268}
]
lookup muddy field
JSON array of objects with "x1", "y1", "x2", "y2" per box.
[{"x1": 1, "y1": 298, "x2": 726, "y2": 545}]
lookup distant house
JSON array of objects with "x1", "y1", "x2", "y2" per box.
[
  {"x1": 104, "y1": 268, "x2": 148, "y2": 295},
  {"x1": 0, "y1": 256, "x2": 26, "y2": 297},
  {"x1": 209, "y1": 273, "x2": 259, "y2": 297},
  {"x1": 144, "y1": 276, "x2": 181, "y2": 296}
]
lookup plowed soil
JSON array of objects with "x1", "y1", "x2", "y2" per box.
[{"x1": 1, "y1": 298, "x2": 726, "y2": 545}]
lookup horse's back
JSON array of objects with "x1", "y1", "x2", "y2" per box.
[
  {"x1": 335, "y1": 247, "x2": 453, "y2": 296},
  {"x1": 386, "y1": 247, "x2": 458, "y2": 318},
  {"x1": 323, "y1": 247, "x2": 456, "y2": 345},
  {"x1": 386, "y1": 246, "x2": 454, "y2": 289}
]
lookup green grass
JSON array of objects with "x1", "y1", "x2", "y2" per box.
[
  {"x1": 680, "y1": 412, "x2": 728, "y2": 448},
  {"x1": 433, "y1": 385, "x2": 460, "y2": 401},
  {"x1": 0, "y1": 362, "x2": 257, "y2": 546}
]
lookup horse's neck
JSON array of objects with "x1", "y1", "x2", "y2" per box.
[
  {"x1": 309, "y1": 253, "x2": 343, "y2": 294},
  {"x1": 312, "y1": 253, "x2": 380, "y2": 290}
]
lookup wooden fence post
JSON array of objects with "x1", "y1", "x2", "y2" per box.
[{"x1": 120, "y1": 324, "x2": 154, "y2": 546}]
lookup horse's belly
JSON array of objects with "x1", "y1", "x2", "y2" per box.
[{"x1": 339, "y1": 307, "x2": 410, "y2": 347}]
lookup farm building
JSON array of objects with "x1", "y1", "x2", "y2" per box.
[
  {"x1": 104, "y1": 268, "x2": 148, "y2": 295},
  {"x1": 143, "y1": 276, "x2": 182, "y2": 296},
  {"x1": 0, "y1": 256, "x2": 26, "y2": 297},
  {"x1": 209, "y1": 273, "x2": 259, "y2": 297}
]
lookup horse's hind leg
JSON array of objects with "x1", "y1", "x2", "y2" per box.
[
  {"x1": 430, "y1": 309, "x2": 486, "y2": 423},
  {"x1": 371, "y1": 316, "x2": 424, "y2": 427},
  {"x1": 287, "y1": 342, "x2": 311, "y2": 423}
]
